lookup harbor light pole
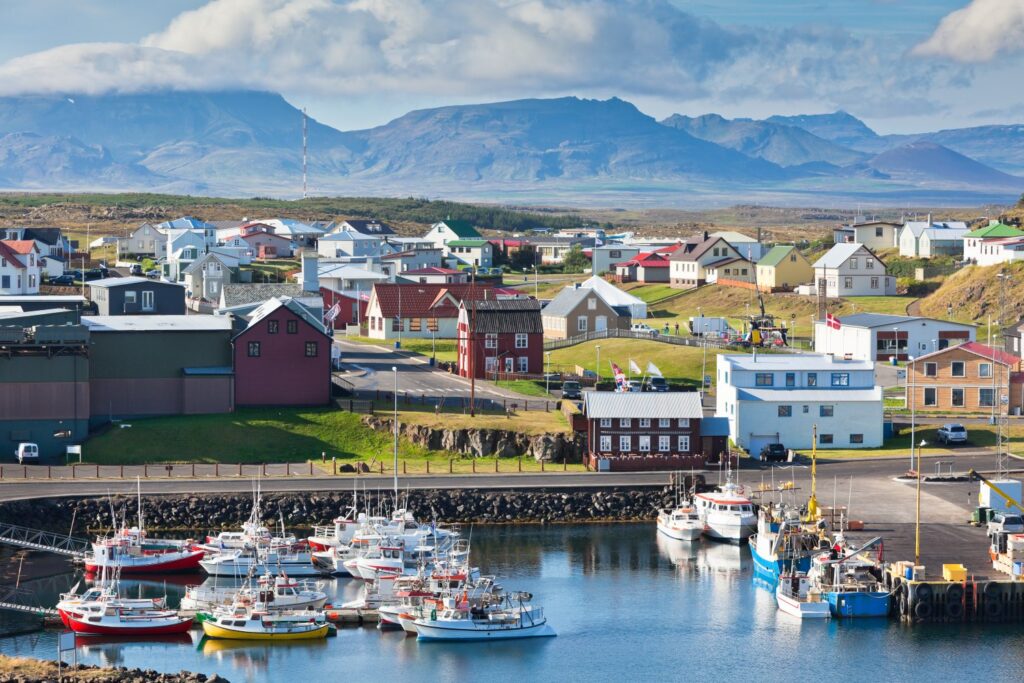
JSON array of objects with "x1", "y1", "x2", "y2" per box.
[
  {"x1": 392, "y1": 366, "x2": 399, "y2": 498},
  {"x1": 595, "y1": 345, "x2": 601, "y2": 388},
  {"x1": 545, "y1": 352, "x2": 551, "y2": 395},
  {"x1": 908, "y1": 355, "x2": 916, "y2": 472},
  {"x1": 699, "y1": 306, "x2": 707, "y2": 402},
  {"x1": 915, "y1": 439, "x2": 926, "y2": 566}
]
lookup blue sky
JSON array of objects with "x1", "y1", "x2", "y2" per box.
[{"x1": 0, "y1": 0, "x2": 1020, "y2": 134}]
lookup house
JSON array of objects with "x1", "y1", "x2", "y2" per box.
[
  {"x1": 364, "y1": 282, "x2": 495, "y2": 340},
  {"x1": 218, "y1": 283, "x2": 305, "y2": 317},
  {"x1": 232, "y1": 297, "x2": 332, "y2": 407},
  {"x1": 157, "y1": 216, "x2": 217, "y2": 234},
  {"x1": 532, "y1": 236, "x2": 596, "y2": 265},
  {"x1": 541, "y1": 285, "x2": 630, "y2": 339},
  {"x1": 316, "y1": 262, "x2": 389, "y2": 294},
  {"x1": 182, "y1": 252, "x2": 239, "y2": 303},
  {"x1": 40, "y1": 255, "x2": 65, "y2": 279},
  {"x1": 445, "y1": 239, "x2": 493, "y2": 269},
  {"x1": 833, "y1": 220, "x2": 902, "y2": 250},
  {"x1": 384, "y1": 237, "x2": 439, "y2": 253},
  {"x1": 0, "y1": 240, "x2": 41, "y2": 294},
  {"x1": 811, "y1": 243, "x2": 896, "y2": 297},
  {"x1": 209, "y1": 245, "x2": 252, "y2": 266},
  {"x1": 117, "y1": 223, "x2": 165, "y2": 260},
  {"x1": 381, "y1": 248, "x2": 444, "y2": 274},
  {"x1": 328, "y1": 219, "x2": 395, "y2": 236},
  {"x1": 711, "y1": 231, "x2": 765, "y2": 261},
  {"x1": 964, "y1": 222, "x2": 1024, "y2": 265},
  {"x1": 456, "y1": 299, "x2": 543, "y2": 378},
  {"x1": 716, "y1": 353, "x2": 884, "y2": 452},
  {"x1": 582, "y1": 392, "x2": 728, "y2": 472},
  {"x1": 163, "y1": 231, "x2": 209, "y2": 281},
  {"x1": 907, "y1": 342, "x2": 1023, "y2": 414},
  {"x1": 706, "y1": 257, "x2": 756, "y2": 287},
  {"x1": 403, "y1": 267, "x2": 469, "y2": 285},
  {"x1": 424, "y1": 220, "x2": 482, "y2": 251},
  {"x1": 591, "y1": 246, "x2": 641, "y2": 276},
  {"x1": 316, "y1": 230, "x2": 382, "y2": 259},
  {"x1": 756, "y1": 245, "x2": 813, "y2": 293},
  {"x1": 0, "y1": 227, "x2": 71, "y2": 260},
  {"x1": 579, "y1": 276, "x2": 647, "y2": 319},
  {"x1": 256, "y1": 218, "x2": 324, "y2": 247},
  {"x1": 83, "y1": 315, "x2": 234, "y2": 423},
  {"x1": 240, "y1": 226, "x2": 294, "y2": 259},
  {"x1": 88, "y1": 277, "x2": 186, "y2": 316},
  {"x1": 613, "y1": 252, "x2": 670, "y2": 284},
  {"x1": 898, "y1": 220, "x2": 969, "y2": 257},
  {"x1": 813, "y1": 313, "x2": 975, "y2": 362},
  {"x1": 668, "y1": 234, "x2": 744, "y2": 289}
]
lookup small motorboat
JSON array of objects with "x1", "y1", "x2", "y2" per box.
[
  {"x1": 694, "y1": 479, "x2": 757, "y2": 543},
  {"x1": 200, "y1": 602, "x2": 330, "y2": 641},
  {"x1": 199, "y1": 548, "x2": 327, "y2": 578},
  {"x1": 414, "y1": 592, "x2": 555, "y2": 641},
  {"x1": 62, "y1": 596, "x2": 193, "y2": 636},
  {"x1": 775, "y1": 572, "x2": 830, "y2": 620},
  {"x1": 181, "y1": 573, "x2": 327, "y2": 614},
  {"x1": 656, "y1": 505, "x2": 703, "y2": 541}
]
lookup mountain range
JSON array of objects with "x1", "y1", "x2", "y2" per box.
[{"x1": 0, "y1": 90, "x2": 1022, "y2": 205}]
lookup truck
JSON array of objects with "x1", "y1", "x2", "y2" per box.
[{"x1": 688, "y1": 316, "x2": 734, "y2": 337}]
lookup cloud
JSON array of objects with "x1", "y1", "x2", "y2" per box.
[
  {"x1": 0, "y1": 0, "x2": 968, "y2": 114},
  {"x1": 914, "y1": 0, "x2": 1024, "y2": 63}
]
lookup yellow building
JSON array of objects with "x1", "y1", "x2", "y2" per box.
[{"x1": 755, "y1": 245, "x2": 813, "y2": 293}]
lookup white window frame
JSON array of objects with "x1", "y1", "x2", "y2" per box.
[
  {"x1": 658, "y1": 435, "x2": 671, "y2": 451},
  {"x1": 951, "y1": 361, "x2": 965, "y2": 377},
  {"x1": 677, "y1": 435, "x2": 690, "y2": 452},
  {"x1": 979, "y1": 363, "x2": 992, "y2": 378},
  {"x1": 514, "y1": 333, "x2": 528, "y2": 349},
  {"x1": 619, "y1": 435, "x2": 631, "y2": 452},
  {"x1": 677, "y1": 418, "x2": 690, "y2": 428},
  {"x1": 923, "y1": 387, "x2": 937, "y2": 406},
  {"x1": 639, "y1": 418, "x2": 651, "y2": 428},
  {"x1": 619, "y1": 418, "x2": 630, "y2": 428},
  {"x1": 141, "y1": 290, "x2": 154, "y2": 311},
  {"x1": 599, "y1": 418, "x2": 611, "y2": 428},
  {"x1": 124, "y1": 291, "x2": 137, "y2": 304},
  {"x1": 638, "y1": 436, "x2": 651, "y2": 452},
  {"x1": 658, "y1": 418, "x2": 670, "y2": 428},
  {"x1": 599, "y1": 435, "x2": 612, "y2": 452},
  {"x1": 577, "y1": 316, "x2": 588, "y2": 332},
  {"x1": 517, "y1": 356, "x2": 529, "y2": 373},
  {"x1": 484, "y1": 333, "x2": 497, "y2": 349}
]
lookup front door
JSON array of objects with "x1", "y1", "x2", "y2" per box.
[
  {"x1": 504, "y1": 357, "x2": 514, "y2": 373},
  {"x1": 595, "y1": 315, "x2": 608, "y2": 332}
]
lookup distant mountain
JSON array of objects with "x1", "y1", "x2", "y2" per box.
[
  {"x1": 865, "y1": 141, "x2": 1024, "y2": 189},
  {"x1": 0, "y1": 132, "x2": 163, "y2": 189},
  {"x1": 766, "y1": 111, "x2": 887, "y2": 152},
  {"x1": 889, "y1": 125, "x2": 1024, "y2": 175},
  {"x1": 660, "y1": 113, "x2": 866, "y2": 167}
]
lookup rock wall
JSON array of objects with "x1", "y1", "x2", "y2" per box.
[
  {"x1": 0, "y1": 656, "x2": 225, "y2": 683},
  {"x1": 362, "y1": 416, "x2": 583, "y2": 462},
  {"x1": 0, "y1": 488, "x2": 673, "y2": 533}
]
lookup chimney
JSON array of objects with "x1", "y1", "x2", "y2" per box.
[
  {"x1": 703, "y1": 230, "x2": 709, "y2": 241},
  {"x1": 300, "y1": 250, "x2": 319, "y2": 294}
]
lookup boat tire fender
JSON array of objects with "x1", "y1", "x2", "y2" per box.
[
  {"x1": 913, "y1": 600, "x2": 933, "y2": 620},
  {"x1": 915, "y1": 583, "x2": 933, "y2": 603},
  {"x1": 984, "y1": 597, "x2": 1003, "y2": 620},
  {"x1": 946, "y1": 584, "x2": 965, "y2": 604},
  {"x1": 946, "y1": 599, "x2": 965, "y2": 620}
]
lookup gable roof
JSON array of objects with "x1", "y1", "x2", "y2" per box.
[
  {"x1": 921, "y1": 228, "x2": 968, "y2": 241},
  {"x1": 182, "y1": 251, "x2": 237, "y2": 275},
  {"x1": 20, "y1": 227, "x2": 64, "y2": 245},
  {"x1": 669, "y1": 236, "x2": 735, "y2": 262},
  {"x1": 0, "y1": 241, "x2": 25, "y2": 268},
  {"x1": 616, "y1": 252, "x2": 669, "y2": 268},
  {"x1": 903, "y1": 220, "x2": 968, "y2": 237},
  {"x1": 758, "y1": 245, "x2": 801, "y2": 268},
  {"x1": 432, "y1": 220, "x2": 481, "y2": 239},
  {"x1": 371, "y1": 282, "x2": 493, "y2": 318},
  {"x1": 578, "y1": 277, "x2": 645, "y2": 308},
  {"x1": 157, "y1": 216, "x2": 215, "y2": 230},
  {"x1": 812, "y1": 242, "x2": 877, "y2": 269},
  {"x1": 220, "y1": 283, "x2": 303, "y2": 308},
  {"x1": 242, "y1": 296, "x2": 327, "y2": 336},
  {"x1": 3, "y1": 240, "x2": 38, "y2": 255},
  {"x1": 965, "y1": 222, "x2": 1024, "y2": 239},
  {"x1": 584, "y1": 391, "x2": 702, "y2": 419},
  {"x1": 88, "y1": 276, "x2": 184, "y2": 289},
  {"x1": 826, "y1": 312, "x2": 974, "y2": 330},
  {"x1": 82, "y1": 315, "x2": 231, "y2": 332},
  {"x1": 462, "y1": 299, "x2": 543, "y2": 334},
  {"x1": 446, "y1": 239, "x2": 490, "y2": 248},
  {"x1": 542, "y1": 286, "x2": 615, "y2": 318},
  {"x1": 319, "y1": 230, "x2": 380, "y2": 242},
  {"x1": 340, "y1": 219, "x2": 395, "y2": 236},
  {"x1": 913, "y1": 340, "x2": 1018, "y2": 367}
]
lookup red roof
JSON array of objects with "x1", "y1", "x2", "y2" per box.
[
  {"x1": 615, "y1": 252, "x2": 670, "y2": 268},
  {"x1": 0, "y1": 241, "x2": 25, "y2": 268},
  {"x1": 3, "y1": 240, "x2": 37, "y2": 255},
  {"x1": 958, "y1": 341, "x2": 1020, "y2": 367},
  {"x1": 652, "y1": 243, "x2": 683, "y2": 255},
  {"x1": 404, "y1": 267, "x2": 463, "y2": 275},
  {"x1": 371, "y1": 282, "x2": 494, "y2": 318}
]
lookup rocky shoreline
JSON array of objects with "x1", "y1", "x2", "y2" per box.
[
  {"x1": 0, "y1": 487, "x2": 673, "y2": 533},
  {"x1": 0, "y1": 656, "x2": 225, "y2": 683}
]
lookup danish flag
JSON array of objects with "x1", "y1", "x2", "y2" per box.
[{"x1": 825, "y1": 313, "x2": 841, "y2": 330}]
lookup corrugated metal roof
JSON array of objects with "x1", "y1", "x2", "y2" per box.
[
  {"x1": 471, "y1": 300, "x2": 543, "y2": 334},
  {"x1": 758, "y1": 245, "x2": 797, "y2": 268},
  {"x1": 82, "y1": 316, "x2": 232, "y2": 332},
  {"x1": 701, "y1": 417, "x2": 730, "y2": 436},
  {"x1": 583, "y1": 391, "x2": 703, "y2": 419},
  {"x1": 541, "y1": 287, "x2": 591, "y2": 318},
  {"x1": 221, "y1": 283, "x2": 302, "y2": 307},
  {"x1": 246, "y1": 297, "x2": 326, "y2": 335},
  {"x1": 720, "y1": 353, "x2": 875, "y2": 372},
  {"x1": 736, "y1": 387, "x2": 882, "y2": 402},
  {"x1": 812, "y1": 243, "x2": 866, "y2": 269},
  {"x1": 821, "y1": 313, "x2": 975, "y2": 329}
]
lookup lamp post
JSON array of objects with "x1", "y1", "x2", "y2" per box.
[
  {"x1": 596, "y1": 345, "x2": 601, "y2": 388},
  {"x1": 915, "y1": 439, "x2": 926, "y2": 566},
  {"x1": 699, "y1": 306, "x2": 707, "y2": 403},
  {"x1": 545, "y1": 352, "x2": 551, "y2": 395},
  {"x1": 908, "y1": 355, "x2": 916, "y2": 472},
  {"x1": 392, "y1": 366, "x2": 399, "y2": 498}
]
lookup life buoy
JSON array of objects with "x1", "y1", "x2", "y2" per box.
[{"x1": 913, "y1": 600, "x2": 932, "y2": 620}]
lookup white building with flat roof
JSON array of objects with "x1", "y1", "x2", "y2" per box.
[
  {"x1": 716, "y1": 353, "x2": 883, "y2": 453},
  {"x1": 813, "y1": 313, "x2": 975, "y2": 362}
]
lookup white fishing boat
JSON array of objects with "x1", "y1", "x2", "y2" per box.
[
  {"x1": 58, "y1": 582, "x2": 192, "y2": 637},
  {"x1": 656, "y1": 505, "x2": 703, "y2": 541},
  {"x1": 694, "y1": 480, "x2": 757, "y2": 543},
  {"x1": 180, "y1": 573, "x2": 327, "y2": 614},
  {"x1": 200, "y1": 601, "x2": 329, "y2": 641},
  {"x1": 413, "y1": 592, "x2": 555, "y2": 641},
  {"x1": 200, "y1": 548, "x2": 328, "y2": 578},
  {"x1": 775, "y1": 572, "x2": 831, "y2": 620},
  {"x1": 56, "y1": 583, "x2": 166, "y2": 628}
]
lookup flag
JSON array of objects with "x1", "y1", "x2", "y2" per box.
[
  {"x1": 610, "y1": 361, "x2": 627, "y2": 391},
  {"x1": 629, "y1": 359, "x2": 642, "y2": 375},
  {"x1": 324, "y1": 302, "x2": 341, "y2": 323},
  {"x1": 647, "y1": 362, "x2": 663, "y2": 377},
  {"x1": 825, "y1": 313, "x2": 841, "y2": 330}
]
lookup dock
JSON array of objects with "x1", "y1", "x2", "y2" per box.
[{"x1": 325, "y1": 607, "x2": 380, "y2": 625}]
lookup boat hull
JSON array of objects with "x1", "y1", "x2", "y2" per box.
[
  {"x1": 201, "y1": 621, "x2": 329, "y2": 641},
  {"x1": 199, "y1": 559, "x2": 326, "y2": 578},
  {"x1": 85, "y1": 551, "x2": 204, "y2": 575},
  {"x1": 415, "y1": 620, "x2": 556, "y2": 641},
  {"x1": 703, "y1": 519, "x2": 756, "y2": 543},
  {"x1": 775, "y1": 590, "x2": 830, "y2": 619},
  {"x1": 827, "y1": 591, "x2": 890, "y2": 618},
  {"x1": 750, "y1": 539, "x2": 812, "y2": 583},
  {"x1": 66, "y1": 616, "x2": 194, "y2": 636},
  {"x1": 656, "y1": 524, "x2": 703, "y2": 542}
]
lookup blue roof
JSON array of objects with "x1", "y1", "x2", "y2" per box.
[
  {"x1": 701, "y1": 417, "x2": 730, "y2": 437},
  {"x1": 182, "y1": 366, "x2": 234, "y2": 376}
]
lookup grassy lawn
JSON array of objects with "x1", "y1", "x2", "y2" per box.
[
  {"x1": 806, "y1": 424, "x2": 1019, "y2": 461},
  {"x1": 547, "y1": 338, "x2": 716, "y2": 385},
  {"x1": 622, "y1": 284, "x2": 680, "y2": 304},
  {"x1": 344, "y1": 335, "x2": 457, "y2": 363},
  {"x1": 493, "y1": 378, "x2": 554, "y2": 398}
]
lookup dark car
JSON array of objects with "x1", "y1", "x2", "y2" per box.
[
  {"x1": 84, "y1": 268, "x2": 107, "y2": 281},
  {"x1": 129, "y1": 264, "x2": 143, "y2": 276},
  {"x1": 561, "y1": 381, "x2": 582, "y2": 400},
  {"x1": 645, "y1": 376, "x2": 669, "y2": 392},
  {"x1": 759, "y1": 443, "x2": 788, "y2": 463},
  {"x1": 64, "y1": 269, "x2": 82, "y2": 281},
  {"x1": 48, "y1": 274, "x2": 76, "y2": 286}
]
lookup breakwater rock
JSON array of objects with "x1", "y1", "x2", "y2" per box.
[
  {"x1": 0, "y1": 488, "x2": 674, "y2": 532},
  {"x1": 0, "y1": 655, "x2": 226, "y2": 682},
  {"x1": 362, "y1": 416, "x2": 582, "y2": 462}
]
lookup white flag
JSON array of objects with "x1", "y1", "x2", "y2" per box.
[
  {"x1": 647, "y1": 361, "x2": 663, "y2": 377},
  {"x1": 629, "y1": 359, "x2": 642, "y2": 375},
  {"x1": 324, "y1": 302, "x2": 341, "y2": 322}
]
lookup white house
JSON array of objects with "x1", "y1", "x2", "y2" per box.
[
  {"x1": 715, "y1": 353, "x2": 883, "y2": 452},
  {"x1": 117, "y1": 223, "x2": 165, "y2": 260},
  {"x1": 833, "y1": 220, "x2": 902, "y2": 250},
  {"x1": 898, "y1": 221, "x2": 968, "y2": 257},
  {"x1": 711, "y1": 231, "x2": 765, "y2": 262},
  {"x1": 591, "y1": 246, "x2": 641, "y2": 275},
  {"x1": 813, "y1": 313, "x2": 975, "y2": 362},
  {"x1": 164, "y1": 231, "x2": 209, "y2": 282},
  {"x1": 183, "y1": 251, "x2": 238, "y2": 301},
  {"x1": 381, "y1": 249, "x2": 444, "y2": 274},
  {"x1": 445, "y1": 239, "x2": 493, "y2": 269},
  {"x1": 963, "y1": 222, "x2": 1024, "y2": 265},
  {"x1": 0, "y1": 240, "x2": 42, "y2": 295},
  {"x1": 669, "y1": 235, "x2": 744, "y2": 289},
  {"x1": 316, "y1": 230, "x2": 383, "y2": 259},
  {"x1": 424, "y1": 220, "x2": 482, "y2": 251},
  {"x1": 316, "y1": 262, "x2": 388, "y2": 294},
  {"x1": 812, "y1": 243, "x2": 895, "y2": 297}
]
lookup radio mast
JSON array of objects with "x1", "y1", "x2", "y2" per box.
[{"x1": 302, "y1": 108, "x2": 308, "y2": 199}]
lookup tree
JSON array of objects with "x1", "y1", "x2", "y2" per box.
[{"x1": 561, "y1": 244, "x2": 590, "y2": 274}]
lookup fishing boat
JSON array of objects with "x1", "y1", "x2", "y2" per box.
[
  {"x1": 693, "y1": 479, "x2": 757, "y2": 543},
  {"x1": 656, "y1": 505, "x2": 703, "y2": 541},
  {"x1": 56, "y1": 583, "x2": 166, "y2": 628},
  {"x1": 60, "y1": 585, "x2": 193, "y2": 637},
  {"x1": 199, "y1": 547, "x2": 327, "y2": 578},
  {"x1": 378, "y1": 569, "x2": 490, "y2": 631},
  {"x1": 180, "y1": 573, "x2": 327, "y2": 614},
  {"x1": 200, "y1": 602, "x2": 330, "y2": 641},
  {"x1": 749, "y1": 507, "x2": 827, "y2": 582},
  {"x1": 809, "y1": 535, "x2": 890, "y2": 618},
  {"x1": 413, "y1": 592, "x2": 555, "y2": 641},
  {"x1": 775, "y1": 571, "x2": 830, "y2": 620},
  {"x1": 307, "y1": 513, "x2": 359, "y2": 552}
]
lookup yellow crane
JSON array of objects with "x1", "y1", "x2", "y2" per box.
[{"x1": 968, "y1": 470, "x2": 1024, "y2": 516}]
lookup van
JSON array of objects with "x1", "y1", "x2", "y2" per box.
[
  {"x1": 630, "y1": 323, "x2": 658, "y2": 337},
  {"x1": 15, "y1": 443, "x2": 39, "y2": 464}
]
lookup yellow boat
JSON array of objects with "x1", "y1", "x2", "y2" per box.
[{"x1": 201, "y1": 603, "x2": 330, "y2": 641}]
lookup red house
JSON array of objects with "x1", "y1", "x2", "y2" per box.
[
  {"x1": 613, "y1": 252, "x2": 670, "y2": 284},
  {"x1": 457, "y1": 299, "x2": 543, "y2": 379},
  {"x1": 241, "y1": 225, "x2": 294, "y2": 259},
  {"x1": 320, "y1": 286, "x2": 368, "y2": 331},
  {"x1": 233, "y1": 297, "x2": 331, "y2": 406}
]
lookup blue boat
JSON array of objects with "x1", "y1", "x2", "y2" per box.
[
  {"x1": 810, "y1": 535, "x2": 890, "y2": 618},
  {"x1": 749, "y1": 506, "x2": 825, "y2": 583}
]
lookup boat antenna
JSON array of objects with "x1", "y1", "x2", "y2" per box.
[{"x1": 136, "y1": 476, "x2": 143, "y2": 531}]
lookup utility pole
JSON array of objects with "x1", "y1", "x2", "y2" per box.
[
  {"x1": 997, "y1": 271, "x2": 1011, "y2": 477},
  {"x1": 302, "y1": 108, "x2": 308, "y2": 200},
  {"x1": 469, "y1": 267, "x2": 477, "y2": 417}
]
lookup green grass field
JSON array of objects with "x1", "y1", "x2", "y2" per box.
[
  {"x1": 344, "y1": 336, "x2": 457, "y2": 363},
  {"x1": 492, "y1": 379, "x2": 553, "y2": 398},
  {"x1": 547, "y1": 338, "x2": 717, "y2": 385}
]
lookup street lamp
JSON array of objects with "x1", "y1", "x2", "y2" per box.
[
  {"x1": 908, "y1": 356, "x2": 916, "y2": 472},
  {"x1": 915, "y1": 439, "x2": 926, "y2": 566},
  {"x1": 392, "y1": 366, "x2": 399, "y2": 498},
  {"x1": 596, "y1": 345, "x2": 601, "y2": 388},
  {"x1": 545, "y1": 352, "x2": 551, "y2": 395}
]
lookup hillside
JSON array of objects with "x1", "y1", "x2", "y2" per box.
[
  {"x1": 866, "y1": 142, "x2": 1024, "y2": 190},
  {"x1": 766, "y1": 111, "x2": 886, "y2": 152},
  {"x1": 918, "y1": 262, "x2": 1024, "y2": 325}
]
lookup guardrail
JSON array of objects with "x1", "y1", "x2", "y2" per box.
[{"x1": 543, "y1": 328, "x2": 741, "y2": 352}]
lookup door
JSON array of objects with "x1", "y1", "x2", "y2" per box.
[
  {"x1": 747, "y1": 434, "x2": 778, "y2": 459},
  {"x1": 595, "y1": 315, "x2": 608, "y2": 332}
]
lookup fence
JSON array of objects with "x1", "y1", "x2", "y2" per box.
[{"x1": 543, "y1": 328, "x2": 741, "y2": 352}]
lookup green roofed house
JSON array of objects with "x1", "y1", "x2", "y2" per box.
[
  {"x1": 445, "y1": 238, "x2": 494, "y2": 268},
  {"x1": 755, "y1": 245, "x2": 813, "y2": 293},
  {"x1": 964, "y1": 220, "x2": 1024, "y2": 266},
  {"x1": 425, "y1": 220, "x2": 483, "y2": 253}
]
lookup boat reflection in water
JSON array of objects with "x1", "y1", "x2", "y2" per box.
[
  {"x1": 74, "y1": 633, "x2": 196, "y2": 667},
  {"x1": 655, "y1": 535, "x2": 751, "y2": 574},
  {"x1": 200, "y1": 635, "x2": 330, "y2": 676}
]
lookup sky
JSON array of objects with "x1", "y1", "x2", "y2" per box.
[{"x1": 0, "y1": 0, "x2": 1021, "y2": 134}]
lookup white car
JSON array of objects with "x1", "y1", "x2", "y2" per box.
[
  {"x1": 630, "y1": 323, "x2": 658, "y2": 336},
  {"x1": 15, "y1": 442, "x2": 39, "y2": 464}
]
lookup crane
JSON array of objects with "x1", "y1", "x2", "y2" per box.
[{"x1": 968, "y1": 469, "x2": 1024, "y2": 516}]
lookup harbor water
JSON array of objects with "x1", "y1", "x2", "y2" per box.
[{"x1": 3, "y1": 523, "x2": 1024, "y2": 682}]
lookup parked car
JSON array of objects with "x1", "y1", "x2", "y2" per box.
[
  {"x1": 129, "y1": 264, "x2": 143, "y2": 276},
  {"x1": 759, "y1": 443, "x2": 788, "y2": 463},
  {"x1": 47, "y1": 274, "x2": 76, "y2": 286},
  {"x1": 625, "y1": 380, "x2": 642, "y2": 392},
  {"x1": 937, "y1": 423, "x2": 968, "y2": 445},
  {"x1": 84, "y1": 268, "x2": 107, "y2": 281},
  {"x1": 64, "y1": 269, "x2": 83, "y2": 281},
  {"x1": 145, "y1": 269, "x2": 161, "y2": 279},
  {"x1": 561, "y1": 381, "x2": 582, "y2": 400},
  {"x1": 644, "y1": 376, "x2": 669, "y2": 392},
  {"x1": 15, "y1": 442, "x2": 39, "y2": 464},
  {"x1": 630, "y1": 323, "x2": 658, "y2": 337},
  {"x1": 988, "y1": 512, "x2": 1024, "y2": 535}
]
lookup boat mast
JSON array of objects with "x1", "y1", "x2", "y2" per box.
[
  {"x1": 807, "y1": 424, "x2": 819, "y2": 521},
  {"x1": 136, "y1": 477, "x2": 143, "y2": 531}
]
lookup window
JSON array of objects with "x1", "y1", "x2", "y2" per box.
[
  {"x1": 514, "y1": 333, "x2": 529, "y2": 349},
  {"x1": 951, "y1": 361, "x2": 965, "y2": 377},
  {"x1": 677, "y1": 435, "x2": 690, "y2": 452},
  {"x1": 979, "y1": 363, "x2": 992, "y2": 378},
  {"x1": 866, "y1": 258, "x2": 875, "y2": 270},
  {"x1": 638, "y1": 436, "x2": 651, "y2": 452},
  {"x1": 924, "y1": 387, "x2": 937, "y2": 406},
  {"x1": 778, "y1": 405, "x2": 792, "y2": 417},
  {"x1": 952, "y1": 388, "x2": 965, "y2": 407},
  {"x1": 870, "y1": 277, "x2": 879, "y2": 289},
  {"x1": 639, "y1": 418, "x2": 651, "y2": 428},
  {"x1": 577, "y1": 316, "x2": 588, "y2": 332},
  {"x1": 803, "y1": 405, "x2": 809, "y2": 413},
  {"x1": 485, "y1": 357, "x2": 497, "y2": 373},
  {"x1": 427, "y1": 318, "x2": 439, "y2": 332},
  {"x1": 599, "y1": 418, "x2": 611, "y2": 428},
  {"x1": 0, "y1": 276, "x2": 7, "y2": 288},
  {"x1": 124, "y1": 291, "x2": 137, "y2": 304},
  {"x1": 677, "y1": 418, "x2": 690, "y2": 428},
  {"x1": 287, "y1": 320, "x2": 298, "y2": 334},
  {"x1": 599, "y1": 436, "x2": 612, "y2": 452},
  {"x1": 849, "y1": 258, "x2": 858, "y2": 270},
  {"x1": 141, "y1": 291, "x2": 154, "y2": 311},
  {"x1": 392, "y1": 318, "x2": 401, "y2": 332},
  {"x1": 658, "y1": 418, "x2": 670, "y2": 428},
  {"x1": 659, "y1": 435, "x2": 671, "y2": 452},
  {"x1": 819, "y1": 434, "x2": 834, "y2": 445},
  {"x1": 755, "y1": 373, "x2": 774, "y2": 386},
  {"x1": 410, "y1": 318, "x2": 421, "y2": 332},
  {"x1": 785, "y1": 372, "x2": 795, "y2": 387},
  {"x1": 820, "y1": 405, "x2": 834, "y2": 417},
  {"x1": 807, "y1": 373, "x2": 817, "y2": 387},
  {"x1": 268, "y1": 320, "x2": 279, "y2": 334},
  {"x1": 247, "y1": 341, "x2": 261, "y2": 357},
  {"x1": 587, "y1": 298, "x2": 597, "y2": 310},
  {"x1": 517, "y1": 356, "x2": 528, "y2": 373},
  {"x1": 305, "y1": 342, "x2": 318, "y2": 357},
  {"x1": 619, "y1": 418, "x2": 631, "y2": 428},
  {"x1": 980, "y1": 388, "x2": 995, "y2": 407},
  {"x1": 875, "y1": 227, "x2": 884, "y2": 237},
  {"x1": 484, "y1": 333, "x2": 497, "y2": 349},
  {"x1": 831, "y1": 373, "x2": 850, "y2": 386},
  {"x1": 924, "y1": 362, "x2": 937, "y2": 377},
  {"x1": 504, "y1": 357, "x2": 514, "y2": 372},
  {"x1": 850, "y1": 434, "x2": 864, "y2": 444},
  {"x1": 619, "y1": 435, "x2": 631, "y2": 452}
]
